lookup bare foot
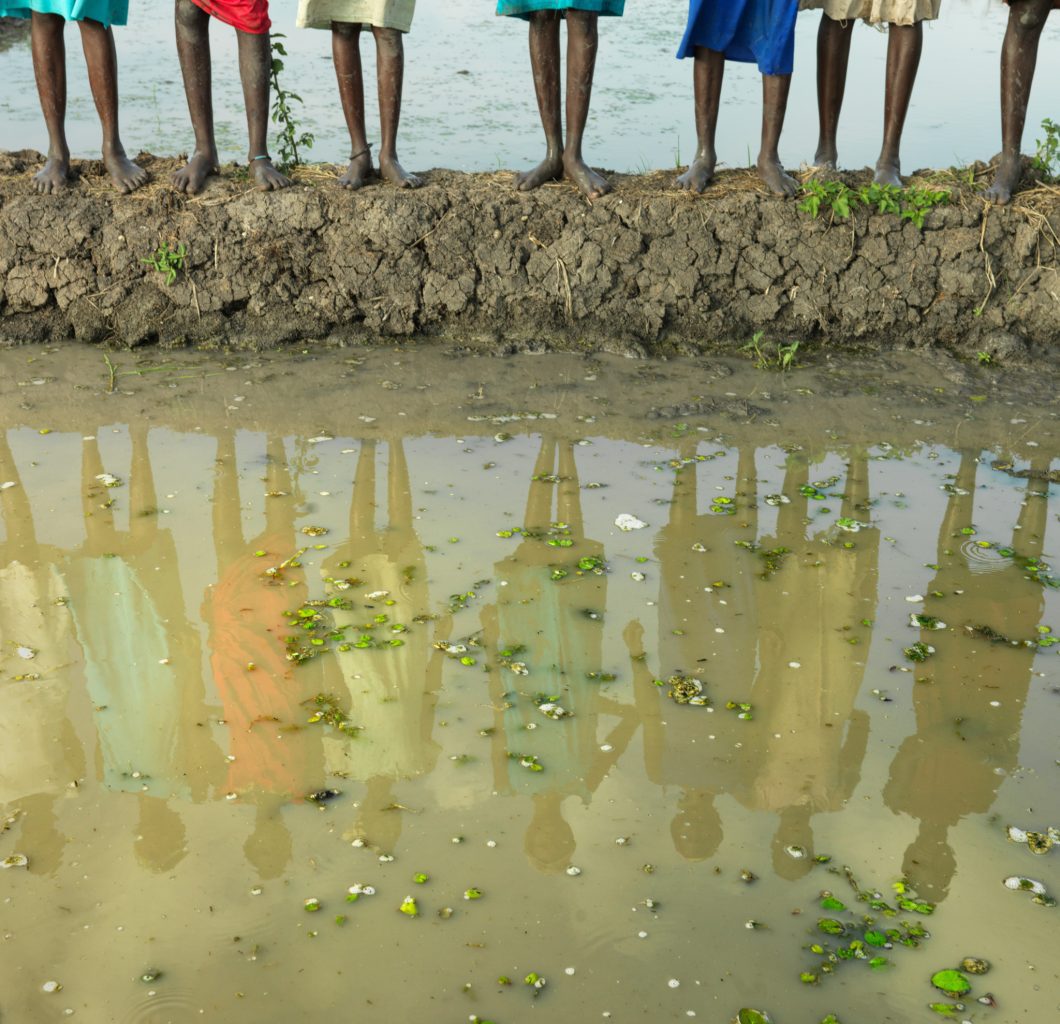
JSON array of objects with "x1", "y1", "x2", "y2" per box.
[
  {"x1": 873, "y1": 158, "x2": 903, "y2": 189},
  {"x1": 33, "y1": 154, "x2": 71, "y2": 194},
  {"x1": 563, "y1": 153, "x2": 611, "y2": 199},
  {"x1": 515, "y1": 154, "x2": 563, "y2": 191},
  {"x1": 813, "y1": 145, "x2": 838, "y2": 171},
  {"x1": 103, "y1": 146, "x2": 148, "y2": 194},
  {"x1": 172, "y1": 150, "x2": 219, "y2": 195},
  {"x1": 675, "y1": 150, "x2": 716, "y2": 193},
  {"x1": 984, "y1": 153, "x2": 1022, "y2": 205},
  {"x1": 337, "y1": 151, "x2": 373, "y2": 190},
  {"x1": 757, "y1": 156, "x2": 798, "y2": 197},
  {"x1": 379, "y1": 153, "x2": 422, "y2": 189},
  {"x1": 251, "y1": 158, "x2": 291, "y2": 192}
]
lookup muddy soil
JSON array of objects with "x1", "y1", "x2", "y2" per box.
[{"x1": 1, "y1": 153, "x2": 1058, "y2": 359}]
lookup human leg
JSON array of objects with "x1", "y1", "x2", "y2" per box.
[
  {"x1": 675, "y1": 46, "x2": 723, "y2": 193},
  {"x1": 29, "y1": 12, "x2": 70, "y2": 193},
  {"x1": 373, "y1": 26, "x2": 420, "y2": 187},
  {"x1": 331, "y1": 21, "x2": 372, "y2": 188},
  {"x1": 563, "y1": 9, "x2": 609, "y2": 198},
  {"x1": 875, "y1": 23, "x2": 922, "y2": 187},
  {"x1": 516, "y1": 10, "x2": 563, "y2": 191},
  {"x1": 235, "y1": 28, "x2": 290, "y2": 190},
  {"x1": 813, "y1": 13, "x2": 854, "y2": 169},
  {"x1": 172, "y1": 0, "x2": 219, "y2": 193},
  {"x1": 758, "y1": 73, "x2": 797, "y2": 196},
  {"x1": 77, "y1": 18, "x2": 147, "y2": 193},
  {"x1": 985, "y1": 0, "x2": 1053, "y2": 204}
]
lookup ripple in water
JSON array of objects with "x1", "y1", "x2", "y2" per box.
[
  {"x1": 119, "y1": 990, "x2": 202, "y2": 1024},
  {"x1": 959, "y1": 539, "x2": 1014, "y2": 574}
]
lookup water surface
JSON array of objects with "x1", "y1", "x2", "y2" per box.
[{"x1": 1, "y1": 346, "x2": 1058, "y2": 1023}]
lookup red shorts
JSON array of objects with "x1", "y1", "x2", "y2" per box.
[{"x1": 190, "y1": 0, "x2": 270, "y2": 33}]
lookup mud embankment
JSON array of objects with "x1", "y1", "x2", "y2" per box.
[{"x1": 0, "y1": 152, "x2": 1057, "y2": 357}]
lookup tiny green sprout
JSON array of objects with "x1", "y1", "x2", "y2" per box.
[
  {"x1": 800, "y1": 972, "x2": 818, "y2": 985},
  {"x1": 399, "y1": 896, "x2": 419, "y2": 917},
  {"x1": 977, "y1": 351, "x2": 992, "y2": 365},
  {"x1": 413, "y1": 873, "x2": 429, "y2": 884},
  {"x1": 334, "y1": 915, "x2": 347, "y2": 926},
  {"x1": 464, "y1": 888, "x2": 483, "y2": 900}
]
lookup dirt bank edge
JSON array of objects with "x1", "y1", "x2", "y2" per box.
[{"x1": 1, "y1": 153, "x2": 1057, "y2": 359}]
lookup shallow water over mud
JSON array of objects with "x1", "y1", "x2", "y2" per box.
[
  {"x1": 1, "y1": 346, "x2": 1058, "y2": 1024},
  {"x1": 1, "y1": 0, "x2": 1060, "y2": 176}
]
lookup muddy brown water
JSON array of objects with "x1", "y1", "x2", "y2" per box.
[
  {"x1": 1, "y1": 346, "x2": 1058, "y2": 1024},
  {"x1": 1, "y1": 0, "x2": 1059, "y2": 176}
]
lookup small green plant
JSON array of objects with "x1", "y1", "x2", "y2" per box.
[
  {"x1": 1032, "y1": 117, "x2": 1059, "y2": 182},
  {"x1": 270, "y1": 34, "x2": 314, "y2": 172},
  {"x1": 799, "y1": 180, "x2": 950, "y2": 228},
  {"x1": 141, "y1": 242, "x2": 186, "y2": 286},
  {"x1": 743, "y1": 331, "x2": 800, "y2": 371},
  {"x1": 977, "y1": 351, "x2": 992, "y2": 365}
]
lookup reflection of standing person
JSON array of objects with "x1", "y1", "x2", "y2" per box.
[
  {"x1": 63, "y1": 426, "x2": 215, "y2": 872},
  {"x1": 0, "y1": 432, "x2": 83, "y2": 877},
  {"x1": 736, "y1": 454, "x2": 876, "y2": 879},
  {"x1": 633, "y1": 445, "x2": 760, "y2": 861},
  {"x1": 320, "y1": 439, "x2": 443, "y2": 854},
  {"x1": 799, "y1": 0, "x2": 940, "y2": 185},
  {"x1": 482, "y1": 437, "x2": 637, "y2": 872},
  {"x1": 202, "y1": 432, "x2": 320, "y2": 879},
  {"x1": 883, "y1": 453, "x2": 1051, "y2": 900}
]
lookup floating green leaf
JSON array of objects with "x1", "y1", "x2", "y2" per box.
[{"x1": 930, "y1": 969, "x2": 971, "y2": 997}]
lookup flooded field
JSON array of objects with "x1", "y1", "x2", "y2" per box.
[
  {"x1": 1, "y1": 345, "x2": 1058, "y2": 1024},
  {"x1": 1, "y1": 0, "x2": 1060, "y2": 176}
]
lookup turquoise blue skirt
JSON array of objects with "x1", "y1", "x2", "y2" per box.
[
  {"x1": 497, "y1": 1, "x2": 625, "y2": 19},
  {"x1": 0, "y1": 0, "x2": 128, "y2": 25},
  {"x1": 677, "y1": 0, "x2": 798, "y2": 76}
]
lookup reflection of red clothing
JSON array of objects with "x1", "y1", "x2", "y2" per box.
[
  {"x1": 205, "y1": 538, "x2": 306, "y2": 797},
  {"x1": 191, "y1": 0, "x2": 271, "y2": 33}
]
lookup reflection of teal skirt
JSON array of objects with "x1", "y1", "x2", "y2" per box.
[
  {"x1": 0, "y1": 0, "x2": 128, "y2": 26},
  {"x1": 496, "y1": 1, "x2": 625, "y2": 19}
]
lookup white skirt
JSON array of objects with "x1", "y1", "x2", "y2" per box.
[
  {"x1": 798, "y1": 0, "x2": 941, "y2": 25},
  {"x1": 296, "y1": 0, "x2": 416, "y2": 32}
]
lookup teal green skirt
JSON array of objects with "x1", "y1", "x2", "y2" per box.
[
  {"x1": 0, "y1": 0, "x2": 128, "y2": 26},
  {"x1": 496, "y1": 1, "x2": 625, "y2": 19}
]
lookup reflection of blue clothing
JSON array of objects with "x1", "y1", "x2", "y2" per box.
[
  {"x1": 0, "y1": 0, "x2": 128, "y2": 26},
  {"x1": 497, "y1": 0, "x2": 625, "y2": 18},
  {"x1": 677, "y1": 0, "x2": 798, "y2": 76}
]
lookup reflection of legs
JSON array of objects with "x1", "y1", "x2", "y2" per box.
[
  {"x1": 676, "y1": 47, "x2": 723, "y2": 193},
  {"x1": 1014, "y1": 457, "x2": 1052, "y2": 554},
  {"x1": 516, "y1": 12, "x2": 564, "y2": 191},
  {"x1": 0, "y1": 434, "x2": 37, "y2": 553},
  {"x1": 172, "y1": 0, "x2": 219, "y2": 194},
  {"x1": 563, "y1": 11, "x2": 610, "y2": 198},
  {"x1": 986, "y1": 0, "x2": 1052, "y2": 204},
  {"x1": 78, "y1": 18, "x2": 147, "y2": 192},
  {"x1": 331, "y1": 22, "x2": 371, "y2": 189},
  {"x1": 29, "y1": 13, "x2": 70, "y2": 194},
  {"x1": 374, "y1": 27, "x2": 421, "y2": 188},
  {"x1": 236, "y1": 28, "x2": 291, "y2": 190},
  {"x1": 555, "y1": 442, "x2": 583, "y2": 535},
  {"x1": 524, "y1": 437, "x2": 558, "y2": 528},
  {"x1": 875, "y1": 24, "x2": 922, "y2": 187},
  {"x1": 758, "y1": 73, "x2": 797, "y2": 196},
  {"x1": 350, "y1": 440, "x2": 378, "y2": 545},
  {"x1": 812, "y1": 14, "x2": 853, "y2": 170},
  {"x1": 81, "y1": 436, "x2": 116, "y2": 553}
]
